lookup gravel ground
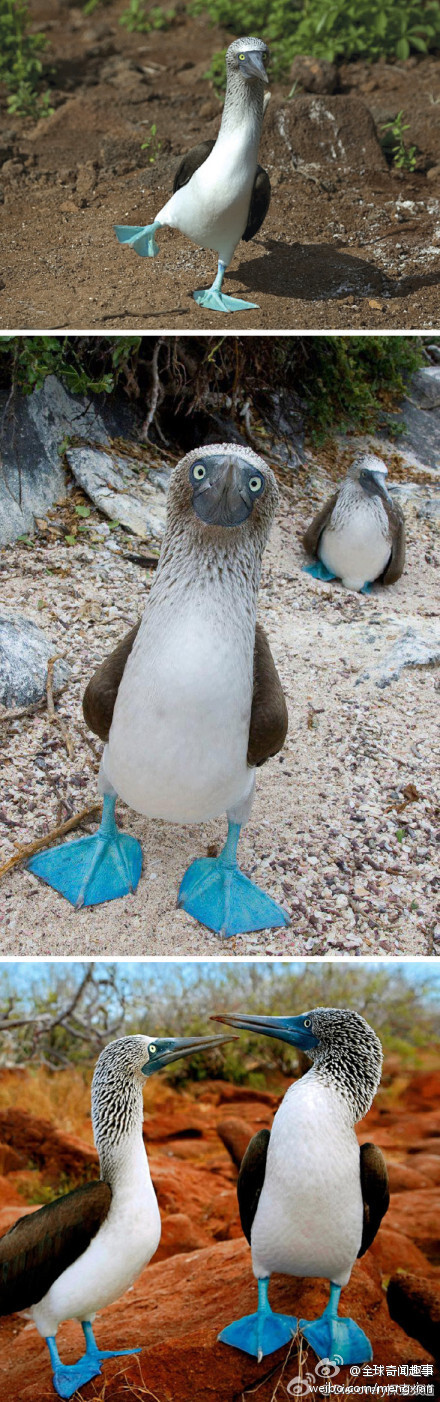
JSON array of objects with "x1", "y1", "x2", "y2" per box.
[{"x1": 1, "y1": 448, "x2": 439, "y2": 958}]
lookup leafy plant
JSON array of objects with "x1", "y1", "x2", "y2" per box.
[
  {"x1": 381, "y1": 111, "x2": 417, "y2": 170},
  {"x1": 191, "y1": 0, "x2": 440, "y2": 75},
  {"x1": 0, "y1": 0, "x2": 53, "y2": 118},
  {"x1": 119, "y1": 0, "x2": 175, "y2": 33},
  {"x1": 141, "y1": 121, "x2": 162, "y2": 161}
]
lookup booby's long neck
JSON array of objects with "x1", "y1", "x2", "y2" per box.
[
  {"x1": 308, "y1": 1030, "x2": 382, "y2": 1124},
  {"x1": 218, "y1": 71, "x2": 265, "y2": 149},
  {"x1": 92, "y1": 1074, "x2": 148, "y2": 1192},
  {"x1": 147, "y1": 512, "x2": 267, "y2": 631}
]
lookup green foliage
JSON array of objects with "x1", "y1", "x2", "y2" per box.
[
  {"x1": 0, "y1": 0, "x2": 53, "y2": 118},
  {"x1": 191, "y1": 0, "x2": 440, "y2": 74},
  {"x1": 297, "y1": 336, "x2": 424, "y2": 442},
  {"x1": 119, "y1": 0, "x2": 175, "y2": 32},
  {"x1": 381, "y1": 111, "x2": 417, "y2": 170},
  {"x1": 0, "y1": 335, "x2": 142, "y2": 398},
  {"x1": 141, "y1": 122, "x2": 162, "y2": 161}
]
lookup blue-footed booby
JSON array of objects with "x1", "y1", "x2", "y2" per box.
[
  {"x1": 114, "y1": 37, "x2": 271, "y2": 313},
  {"x1": 212, "y1": 1006, "x2": 389, "y2": 1366},
  {"x1": 302, "y1": 455, "x2": 405, "y2": 592},
  {"x1": 0, "y1": 1030, "x2": 232, "y2": 1398},
  {"x1": 28, "y1": 444, "x2": 289, "y2": 938}
]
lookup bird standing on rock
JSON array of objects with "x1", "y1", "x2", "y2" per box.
[
  {"x1": 0, "y1": 1030, "x2": 232, "y2": 1399},
  {"x1": 302, "y1": 455, "x2": 406, "y2": 592},
  {"x1": 114, "y1": 38, "x2": 271, "y2": 313},
  {"x1": 28, "y1": 444, "x2": 289, "y2": 938},
  {"x1": 213, "y1": 1006, "x2": 389, "y2": 1366}
]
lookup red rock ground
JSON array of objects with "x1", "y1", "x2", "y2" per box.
[{"x1": 0, "y1": 1066, "x2": 438, "y2": 1400}]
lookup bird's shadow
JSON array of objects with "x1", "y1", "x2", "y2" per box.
[{"x1": 229, "y1": 238, "x2": 440, "y2": 302}]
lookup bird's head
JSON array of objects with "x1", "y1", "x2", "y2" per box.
[
  {"x1": 167, "y1": 443, "x2": 279, "y2": 544},
  {"x1": 348, "y1": 454, "x2": 391, "y2": 499},
  {"x1": 226, "y1": 37, "x2": 269, "y2": 85},
  {"x1": 92, "y1": 1032, "x2": 234, "y2": 1152},
  {"x1": 211, "y1": 1007, "x2": 383, "y2": 1119}
]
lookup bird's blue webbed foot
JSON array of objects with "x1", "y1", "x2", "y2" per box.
[
  {"x1": 47, "y1": 1326, "x2": 141, "y2": 1399},
  {"x1": 114, "y1": 221, "x2": 161, "y2": 257},
  {"x1": 178, "y1": 822, "x2": 289, "y2": 937},
  {"x1": 219, "y1": 1279, "x2": 297, "y2": 1360},
  {"x1": 300, "y1": 1283, "x2": 373, "y2": 1366},
  {"x1": 81, "y1": 1319, "x2": 141, "y2": 1365},
  {"x1": 28, "y1": 794, "x2": 142, "y2": 909},
  {"x1": 194, "y1": 259, "x2": 258, "y2": 313},
  {"x1": 302, "y1": 560, "x2": 338, "y2": 582},
  {"x1": 360, "y1": 581, "x2": 372, "y2": 594}
]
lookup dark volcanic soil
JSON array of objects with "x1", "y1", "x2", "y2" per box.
[{"x1": 2, "y1": 3, "x2": 440, "y2": 331}]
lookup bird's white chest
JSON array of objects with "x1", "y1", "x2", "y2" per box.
[
  {"x1": 104, "y1": 596, "x2": 255, "y2": 822},
  {"x1": 319, "y1": 490, "x2": 391, "y2": 589},
  {"x1": 31, "y1": 1155, "x2": 161, "y2": 1337},
  {"x1": 157, "y1": 127, "x2": 259, "y2": 261},
  {"x1": 251, "y1": 1076, "x2": 363, "y2": 1287}
]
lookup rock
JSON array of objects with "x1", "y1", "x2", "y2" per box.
[
  {"x1": 0, "y1": 1144, "x2": 23, "y2": 1176},
  {"x1": 0, "y1": 613, "x2": 70, "y2": 708},
  {"x1": 387, "y1": 1271, "x2": 440, "y2": 1360},
  {"x1": 370, "y1": 1226, "x2": 432, "y2": 1277},
  {"x1": 289, "y1": 56, "x2": 338, "y2": 95},
  {"x1": 0, "y1": 1239, "x2": 432, "y2": 1402},
  {"x1": 410, "y1": 1154, "x2": 440, "y2": 1185},
  {"x1": 375, "y1": 625, "x2": 440, "y2": 689},
  {"x1": 267, "y1": 96, "x2": 387, "y2": 178},
  {"x1": 0, "y1": 1109, "x2": 98, "y2": 1185},
  {"x1": 154, "y1": 1212, "x2": 211, "y2": 1261},
  {"x1": 387, "y1": 1161, "x2": 430, "y2": 1192},
  {"x1": 410, "y1": 367, "x2": 440, "y2": 410},
  {"x1": 405, "y1": 1072, "x2": 440, "y2": 1111},
  {"x1": 66, "y1": 447, "x2": 167, "y2": 540},
  {"x1": 387, "y1": 1189, "x2": 440, "y2": 1261},
  {"x1": 216, "y1": 1117, "x2": 253, "y2": 1169}
]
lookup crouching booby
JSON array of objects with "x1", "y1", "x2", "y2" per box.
[
  {"x1": 114, "y1": 38, "x2": 271, "y2": 313},
  {"x1": 302, "y1": 455, "x2": 405, "y2": 592},
  {"x1": 0, "y1": 1030, "x2": 232, "y2": 1398},
  {"x1": 212, "y1": 1006, "x2": 389, "y2": 1366},
  {"x1": 28, "y1": 444, "x2": 289, "y2": 938}
]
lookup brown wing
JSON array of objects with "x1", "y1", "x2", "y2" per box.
[
  {"x1": 247, "y1": 622, "x2": 288, "y2": 767},
  {"x1": 237, "y1": 1129, "x2": 270, "y2": 1244},
  {"x1": 173, "y1": 141, "x2": 215, "y2": 193},
  {"x1": 381, "y1": 504, "x2": 406, "y2": 585},
  {"x1": 83, "y1": 622, "x2": 141, "y2": 742},
  {"x1": 242, "y1": 167, "x2": 271, "y2": 242},
  {"x1": 358, "y1": 1142, "x2": 389, "y2": 1257},
  {"x1": 0, "y1": 1180, "x2": 111, "y2": 1316},
  {"x1": 302, "y1": 491, "x2": 339, "y2": 559}
]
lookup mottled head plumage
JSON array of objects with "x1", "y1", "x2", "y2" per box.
[
  {"x1": 91, "y1": 1036, "x2": 153, "y2": 1156},
  {"x1": 166, "y1": 444, "x2": 278, "y2": 545},
  {"x1": 348, "y1": 454, "x2": 389, "y2": 484},
  {"x1": 304, "y1": 1007, "x2": 383, "y2": 1120},
  {"x1": 226, "y1": 37, "x2": 269, "y2": 84}
]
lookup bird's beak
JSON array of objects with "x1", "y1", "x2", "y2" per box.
[
  {"x1": 360, "y1": 469, "x2": 391, "y2": 500},
  {"x1": 142, "y1": 1033, "x2": 236, "y2": 1075},
  {"x1": 212, "y1": 1013, "x2": 319, "y2": 1050},
  {"x1": 242, "y1": 52, "x2": 269, "y2": 84}
]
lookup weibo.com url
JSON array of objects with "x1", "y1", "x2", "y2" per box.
[{"x1": 303, "y1": 1388, "x2": 435, "y2": 1396}]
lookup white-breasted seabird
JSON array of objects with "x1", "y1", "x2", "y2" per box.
[
  {"x1": 0, "y1": 1030, "x2": 232, "y2": 1398},
  {"x1": 28, "y1": 444, "x2": 289, "y2": 938},
  {"x1": 302, "y1": 455, "x2": 406, "y2": 592},
  {"x1": 114, "y1": 37, "x2": 271, "y2": 313},
  {"x1": 212, "y1": 1006, "x2": 389, "y2": 1366}
]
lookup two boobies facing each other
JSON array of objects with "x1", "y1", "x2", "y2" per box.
[
  {"x1": 212, "y1": 1005, "x2": 389, "y2": 1367},
  {"x1": 303, "y1": 455, "x2": 406, "y2": 592},
  {"x1": 114, "y1": 38, "x2": 271, "y2": 313},
  {"x1": 0, "y1": 1029, "x2": 234, "y2": 1399},
  {"x1": 28, "y1": 444, "x2": 289, "y2": 939}
]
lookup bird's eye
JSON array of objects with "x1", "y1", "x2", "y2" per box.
[
  {"x1": 149, "y1": 1043, "x2": 157, "y2": 1054},
  {"x1": 304, "y1": 1019, "x2": 311, "y2": 1029},
  {"x1": 193, "y1": 463, "x2": 206, "y2": 481},
  {"x1": 239, "y1": 53, "x2": 245, "y2": 59},
  {"x1": 249, "y1": 475, "x2": 263, "y2": 492}
]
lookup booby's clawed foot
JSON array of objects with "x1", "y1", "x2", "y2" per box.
[
  {"x1": 114, "y1": 222, "x2": 160, "y2": 257},
  {"x1": 219, "y1": 1280, "x2": 297, "y2": 1360},
  {"x1": 177, "y1": 822, "x2": 289, "y2": 937},
  {"x1": 52, "y1": 1359, "x2": 103, "y2": 1399},
  {"x1": 299, "y1": 1284, "x2": 373, "y2": 1366},
  {"x1": 302, "y1": 561, "x2": 337, "y2": 582},
  {"x1": 360, "y1": 581, "x2": 372, "y2": 594},
  {"x1": 194, "y1": 287, "x2": 258, "y2": 313},
  {"x1": 28, "y1": 795, "x2": 142, "y2": 908}
]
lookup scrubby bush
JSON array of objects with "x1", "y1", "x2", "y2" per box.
[{"x1": 0, "y1": 0, "x2": 53, "y2": 117}]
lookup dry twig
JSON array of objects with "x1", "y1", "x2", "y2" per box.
[{"x1": 0, "y1": 801, "x2": 102, "y2": 881}]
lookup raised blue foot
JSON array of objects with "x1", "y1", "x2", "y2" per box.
[
  {"x1": 114, "y1": 222, "x2": 160, "y2": 257},
  {"x1": 303, "y1": 560, "x2": 338, "y2": 581},
  {"x1": 48, "y1": 1325, "x2": 141, "y2": 1399},
  {"x1": 300, "y1": 1283, "x2": 373, "y2": 1366},
  {"x1": 177, "y1": 821, "x2": 289, "y2": 937},
  {"x1": 219, "y1": 1279, "x2": 297, "y2": 1361},
  {"x1": 28, "y1": 794, "x2": 142, "y2": 908},
  {"x1": 194, "y1": 288, "x2": 258, "y2": 312}
]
